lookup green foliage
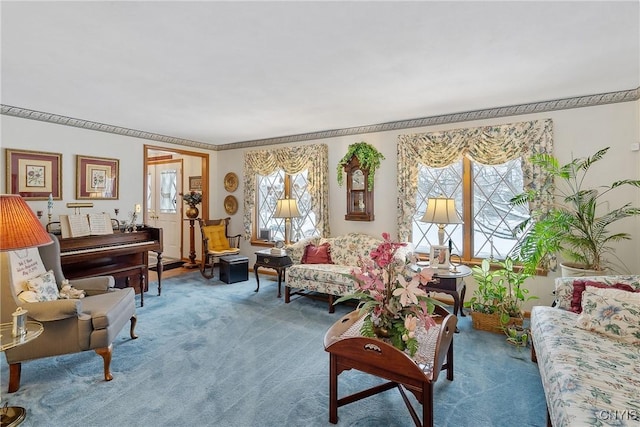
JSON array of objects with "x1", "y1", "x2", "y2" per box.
[
  {"x1": 465, "y1": 258, "x2": 537, "y2": 322},
  {"x1": 511, "y1": 147, "x2": 640, "y2": 273},
  {"x1": 336, "y1": 141, "x2": 385, "y2": 190}
]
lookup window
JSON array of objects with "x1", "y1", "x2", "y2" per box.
[
  {"x1": 413, "y1": 158, "x2": 529, "y2": 261},
  {"x1": 244, "y1": 144, "x2": 329, "y2": 241},
  {"x1": 255, "y1": 170, "x2": 318, "y2": 242},
  {"x1": 397, "y1": 119, "x2": 553, "y2": 264}
]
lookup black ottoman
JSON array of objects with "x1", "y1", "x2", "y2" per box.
[{"x1": 219, "y1": 255, "x2": 249, "y2": 284}]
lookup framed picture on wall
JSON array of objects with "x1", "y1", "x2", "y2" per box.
[
  {"x1": 189, "y1": 176, "x2": 202, "y2": 191},
  {"x1": 5, "y1": 148, "x2": 62, "y2": 200},
  {"x1": 76, "y1": 155, "x2": 119, "y2": 199}
]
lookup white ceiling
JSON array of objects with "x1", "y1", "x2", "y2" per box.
[{"x1": 2, "y1": 1, "x2": 639, "y2": 147}]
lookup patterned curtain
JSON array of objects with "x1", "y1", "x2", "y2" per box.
[
  {"x1": 396, "y1": 119, "x2": 554, "y2": 241},
  {"x1": 243, "y1": 144, "x2": 329, "y2": 239}
]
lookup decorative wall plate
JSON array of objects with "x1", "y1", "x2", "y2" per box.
[
  {"x1": 224, "y1": 172, "x2": 238, "y2": 192},
  {"x1": 224, "y1": 195, "x2": 238, "y2": 215}
]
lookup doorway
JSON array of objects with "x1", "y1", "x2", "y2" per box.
[{"x1": 144, "y1": 145, "x2": 209, "y2": 266}]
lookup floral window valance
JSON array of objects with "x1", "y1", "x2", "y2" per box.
[
  {"x1": 243, "y1": 144, "x2": 329, "y2": 239},
  {"x1": 396, "y1": 119, "x2": 554, "y2": 241}
]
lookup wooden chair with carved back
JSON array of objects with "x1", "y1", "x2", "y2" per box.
[{"x1": 198, "y1": 217, "x2": 241, "y2": 279}]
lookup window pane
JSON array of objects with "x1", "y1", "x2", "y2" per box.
[
  {"x1": 413, "y1": 162, "x2": 463, "y2": 254},
  {"x1": 159, "y1": 170, "x2": 177, "y2": 213},
  {"x1": 256, "y1": 169, "x2": 319, "y2": 242},
  {"x1": 413, "y1": 158, "x2": 527, "y2": 260},
  {"x1": 257, "y1": 171, "x2": 285, "y2": 241},
  {"x1": 472, "y1": 159, "x2": 528, "y2": 259}
]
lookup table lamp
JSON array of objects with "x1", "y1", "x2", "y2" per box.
[
  {"x1": 1, "y1": 194, "x2": 52, "y2": 427},
  {"x1": 421, "y1": 196, "x2": 462, "y2": 246},
  {"x1": 273, "y1": 198, "x2": 301, "y2": 245}
]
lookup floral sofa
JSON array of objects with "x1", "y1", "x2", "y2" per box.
[
  {"x1": 284, "y1": 233, "x2": 413, "y2": 312},
  {"x1": 530, "y1": 275, "x2": 640, "y2": 427}
]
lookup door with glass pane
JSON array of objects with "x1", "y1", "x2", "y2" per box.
[{"x1": 147, "y1": 160, "x2": 182, "y2": 260}]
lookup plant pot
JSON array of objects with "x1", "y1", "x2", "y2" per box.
[
  {"x1": 470, "y1": 311, "x2": 523, "y2": 334},
  {"x1": 559, "y1": 262, "x2": 607, "y2": 278},
  {"x1": 185, "y1": 206, "x2": 199, "y2": 219}
]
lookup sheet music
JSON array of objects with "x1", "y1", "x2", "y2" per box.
[
  {"x1": 88, "y1": 213, "x2": 114, "y2": 235},
  {"x1": 67, "y1": 214, "x2": 91, "y2": 237}
]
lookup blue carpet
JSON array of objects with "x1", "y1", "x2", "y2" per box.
[{"x1": 1, "y1": 271, "x2": 546, "y2": 426}]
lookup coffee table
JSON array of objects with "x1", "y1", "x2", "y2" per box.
[{"x1": 1, "y1": 321, "x2": 44, "y2": 427}]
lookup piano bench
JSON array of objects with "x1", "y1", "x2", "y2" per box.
[{"x1": 220, "y1": 255, "x2": 249, "y2": 284}]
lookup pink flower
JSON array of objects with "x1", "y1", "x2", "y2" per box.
[{"x1": 392, "y1": 275, "x2": 427, "y2": 306}]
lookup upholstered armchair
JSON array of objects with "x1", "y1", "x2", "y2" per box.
[
  {"x1": 198, "y1": 217, "x2": 241, "y2": 279},
  {"x1": 0, "y1": 234, "x2": 138, "y2": 392}
]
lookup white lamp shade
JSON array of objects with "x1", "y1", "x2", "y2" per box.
[
  {"x1": 421, "y1": 197, "x2": 462, "y2": 225},
  {"x1": 273, "y1": 198, "x2": 301, "y2": 218}
]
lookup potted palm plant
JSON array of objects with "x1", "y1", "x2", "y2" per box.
[
  {"x1": 465, "y1": 257, "x2": 536, "y2": 333},
  {"x1": 511, "y1": 147, "x2": 640, "y2": 276}
]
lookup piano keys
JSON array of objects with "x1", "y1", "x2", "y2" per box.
[{"x1": 56, "y1": 226, "x2": 163, "y2": 307}]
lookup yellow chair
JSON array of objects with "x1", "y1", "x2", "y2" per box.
[{"x1": 198, "y1": 218, "x2": 241, "y2": 279}]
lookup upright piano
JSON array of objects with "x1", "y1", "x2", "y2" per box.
[{"x1": 56, "y1": 226, "x2": 163, "y2": 307}]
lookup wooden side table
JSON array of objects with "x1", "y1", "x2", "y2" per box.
[
  {"x1": 1, "y1": 321, "x2": 44, "y2": 427},
  {"x1": 415, "y1": 264, "x2": 471, "y2": 317},
  {"x1": 254, "y1": 249, "x2": 292, "y2": 298},
  {"x1": 323, "y1": 306, "x2": 457, "y2": 427}
]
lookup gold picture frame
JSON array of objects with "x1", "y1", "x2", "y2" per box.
[
  {"x1": 76, "y1": 155, "x2": 119, "y2": 200},
  {"x1": 189, "y1": 176, "x2": 202, "y2": 191},
  {"x1": 5, "y1": 148, "x2": 62, "y2": 200}
]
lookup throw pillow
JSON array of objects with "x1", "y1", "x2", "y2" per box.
[
  {"x1": 25, "y1": 270, "x2": 59, "y2": 302},
  {"x1": 301, "y1": 243, "x2": 332, "y2": 264},
  {"x1": 202, "y1": 224, "x2": 231, "y2": 251},
  {"x1": 571, "y1": 280, "x2": 637, "y2": 313},
  {"x1": 8, "y1": 247, "x2": 47, "y2": 296},
  {"x1": 576, "y1": 288, "x2": 640, "y2": 344}
]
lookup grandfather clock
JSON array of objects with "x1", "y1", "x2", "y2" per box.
[{"x1": 344, "y1": 155, "x2": 374, "y2": 221}]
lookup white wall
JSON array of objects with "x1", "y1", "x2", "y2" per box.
[
  {"x1": 216, "y1": 100, "x2": 640, "y2": 309},
  {"x1": 3, "y1": 99, "x2": 639, "y2": 309}
]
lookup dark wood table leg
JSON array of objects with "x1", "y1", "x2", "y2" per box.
[
  {"x1": 254, "y1": 263, "x2": 260, "y2": 292},
  {"x1": 459, "y1": 283, "x2": 467, "y2": 316},
  {"x1": 329, "y1": 354, "x2": 338, "y2": 424},
  {"x1": 277, "y1": 268, "x2": 283, "y2": 298},
  {"x1": 156, "y1": 251, "x2": 163, "y2": 296}
]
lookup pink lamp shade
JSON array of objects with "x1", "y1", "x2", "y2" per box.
[{"x1": 0, "y1": 194, "x2": 53, "y2": 251}]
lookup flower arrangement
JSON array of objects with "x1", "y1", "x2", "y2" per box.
[
  {"x1": 335, "y1": 233, "x2": 439, "y2": 356},
  {"x1": 181, "y1": 191, "x2": 203, "y2": 207}
]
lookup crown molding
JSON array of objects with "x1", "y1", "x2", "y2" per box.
[{"x1": 2, "y1": 87, "x2": 638, "y2": 151}]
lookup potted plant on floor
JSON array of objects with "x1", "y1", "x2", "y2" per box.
[
  {"x1": 511, "y1": 147, "x2": 640, "y2": 276},
  {"x1": 465, "y1": 257, "x2": 536, "y2": 334}
]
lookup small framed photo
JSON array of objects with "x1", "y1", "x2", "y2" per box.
[
  {"x1": 430, "y1": 245, "x2": 449, "y2": 270},
  {"x1": 189, "y1": 176, "x2": 202, "y2": 191},
  {"x1": 76, "y1": 155, "x2": 119, "y2": 199},
  {"x1": 5, "y1": 148, "x2": 62, "y2": 200}
]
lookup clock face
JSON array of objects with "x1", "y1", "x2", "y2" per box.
[
  {"x1": 275, "y1": 240, "x2": 284, "y2": 249},
  {"x1": 352, "y1": 169, "x2": 365, "y2": 190}
]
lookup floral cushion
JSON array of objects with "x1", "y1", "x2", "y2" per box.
[
  {"x1": 570, "y1": 280, "x2": 638, "y2": 313},
  {"x1": 320, "y1": 233, "x2": 382, "y2": 266},
  {"x1": 576, "y1": 287, "x2": 640, "y2": 344},
  {"x1": 531, "y1": 305, "x2": 640, "y2": 427},
  {"x1": 555, "y1": 275, "x2": 640, "y2": 310},
  {"x1": 25, "y1": 270, "x2": 59, "y2": 302}
]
